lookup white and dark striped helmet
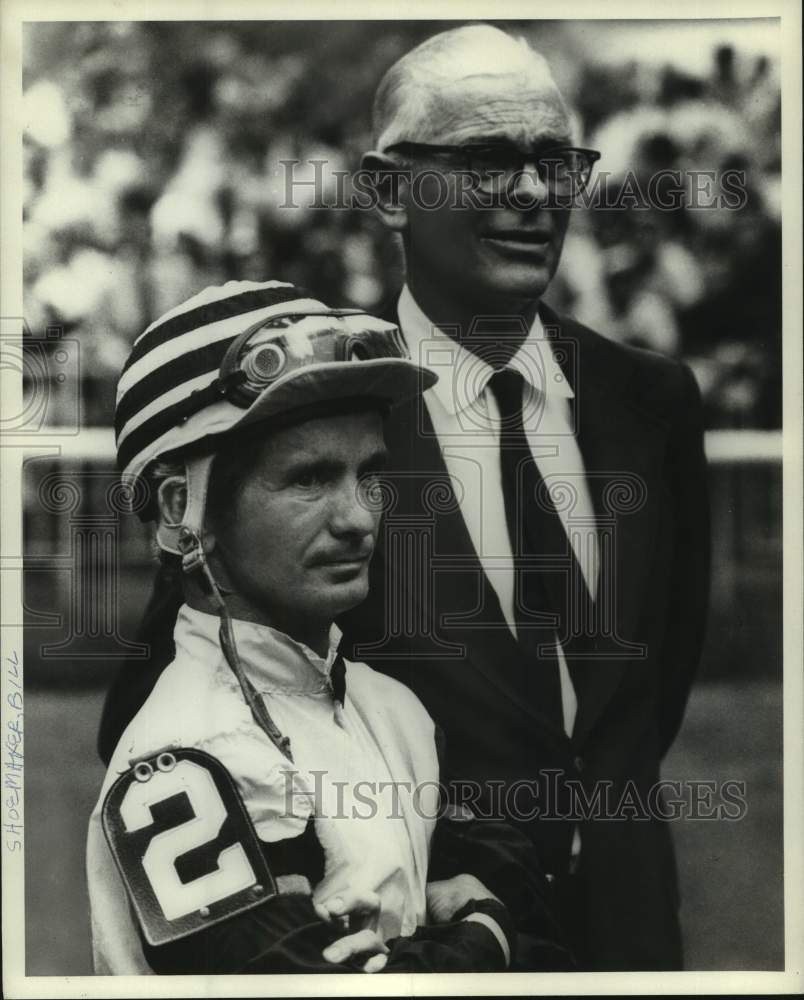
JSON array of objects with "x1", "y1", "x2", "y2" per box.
[
  {"x1": 114, "y1": 279, "x2": 435, "y2": 555},
  {"x1": 116, "y1": 279, "x2": 433, "y2": 482}
]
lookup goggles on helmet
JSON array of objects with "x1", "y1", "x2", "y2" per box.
[{"x1": 171, "y1": 309, "x2": 411, "y2": 426}]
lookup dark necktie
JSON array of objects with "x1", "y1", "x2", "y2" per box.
[{"x1": 488, "y1": 368, "x2": 590, "y2": 726}]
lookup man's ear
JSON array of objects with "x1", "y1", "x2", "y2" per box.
[
  {"x1": 360, "y1": 151, "x2": 409, "y2": 234},
  {"x1": 157, "y1": 476, "x2": 187, "y2": 527},
  {"x1": 157, "y1": 476, "x2": 217, "y2": 554}
]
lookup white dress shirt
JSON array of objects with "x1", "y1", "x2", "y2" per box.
[{"x1": 397, "y1": 286, "x2": 600, "y2": 738}]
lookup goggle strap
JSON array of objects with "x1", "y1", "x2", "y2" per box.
[{"x1": 171, "y1": 370, "x2": 248, "y2": 425}]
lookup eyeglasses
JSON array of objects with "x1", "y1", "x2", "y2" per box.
[{"x1": 384, "y1": 142, "x2": 601, "y2": 196}]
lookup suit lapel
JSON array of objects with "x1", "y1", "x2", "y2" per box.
[
  {"x1": 382, "y1": 390, "x2": 570, "y2": 748},
  {"x1": 541, "y1": 305, "x2": 671, "y2": 745}
]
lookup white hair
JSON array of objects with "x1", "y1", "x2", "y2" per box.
[{"x1": 373, "y1": 24, "x2": 566, "y2": 150}]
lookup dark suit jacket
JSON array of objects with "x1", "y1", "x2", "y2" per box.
[{"x1": 98, "y1": 303, "x2": 709, "y2": 971}]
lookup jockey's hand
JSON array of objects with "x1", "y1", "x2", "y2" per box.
[
  {"x1": 426, "y1": 873, "x2": 502, "y2": 924},
  {"x1": 316, "y1": 889, "x2": 389, "y2": 973}
]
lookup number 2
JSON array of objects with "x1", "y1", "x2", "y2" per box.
[{"x1": 119, "y1": 759, "x2": 255, "y2": 921}]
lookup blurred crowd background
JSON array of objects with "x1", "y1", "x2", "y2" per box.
[
  {"x1": 23, "y1": 19, "x2": 781, "y2": 430},
  {"x1": 19, "y1": 19, "x2": 783, "y2": 976}
]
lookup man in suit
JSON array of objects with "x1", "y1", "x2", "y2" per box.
[{"x1": 99, "y1": 24, "x2": 709, "y2": 970}]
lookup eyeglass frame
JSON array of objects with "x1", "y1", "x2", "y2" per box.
[{"x1": 382, "y1": 140, "x2": 602, "y2": 196}]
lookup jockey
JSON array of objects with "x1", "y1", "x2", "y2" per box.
[{"x1": 87, "y1": 279, "x2": 571, "y2": 975}]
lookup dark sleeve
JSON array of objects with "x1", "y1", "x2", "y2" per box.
[
  {"x1": 141, "y1": 818, "x2": 519, "y2": 975},
  {"x1": 143, "y1": 890, "x2": 367, "y2": 974},
  {"x1": 428, "y1": 726, "x2": 576, "y2": 970},
  {"x1": 98, "y1": 560, "x2": 184, "y2": 765},
  {"x1": 144, "y1": 893, "x2": 519, "y2": 975},
  {"x1": 427, "y1": 811, "x2": 575, "y2": 970},
  {"x1": 655, "y1": 362, "x2": 711, "y2": 757},
  {"x1": 383, "y1": 899, "x2": 515, "y2": 972}
]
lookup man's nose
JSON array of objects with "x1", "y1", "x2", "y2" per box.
[
  {"x1": 506, "y1": 160, "x2": 550, "y2": 206},
  {"x1": 329, "y1": 479, "x2": 379, "y2": 537}
]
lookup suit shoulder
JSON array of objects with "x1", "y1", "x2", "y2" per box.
[
  {"x1": 555, "y1": 310, "x2": 697, "y2": 419},
  {"x1": 558, "y1": 310, "x2": 683, "y2": 377}
]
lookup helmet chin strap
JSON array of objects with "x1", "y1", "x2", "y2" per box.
[{"x1": 159, "y1": 454, "x2": 294, "y2": 763}]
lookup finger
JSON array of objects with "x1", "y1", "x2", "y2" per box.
[
  {"x1": 314, "y1": 901, "x2": 349, "y2": 933},
  {"x1": 315, "y1": 894, "x2": 354, "y2": 935},
  {"x1": 318, "y1": 890, "x2": 382, "y2": 934},
  {"x1": 322, "y1": 889, "x2": 381, "y2": 919},
  {"x1": 322, "y1": 929, "x2": 389, "y2": 965},
  {"x1": 363, "y1": 952, "x2": 389, "y2": 974},
  {"x1": 425, "y1": 883, "x2": 448, "y2": 906}
]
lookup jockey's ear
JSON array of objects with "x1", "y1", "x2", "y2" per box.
[
  {"x1": 157, "y1": 473, "x2": 217, "y2": 556},
  {"x1": 157, "y1": 475, "x2": 187, "y2": 528}
]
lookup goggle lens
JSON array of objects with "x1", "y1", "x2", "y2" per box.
[{"x1": 221, "y1": 310, "x2": 409, "y2": 406}]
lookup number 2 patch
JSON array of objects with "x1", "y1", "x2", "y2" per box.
[{"x1": 102, "y1": 747, "x2": 276, "y2": 946}]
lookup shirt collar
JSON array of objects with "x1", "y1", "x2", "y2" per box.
[
  {"x1": 174, "y1": 604, "x2": 344, "y2": 696},
  {"x1": 397, "y1": 284, "x2": 574, "y2": 417}
]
